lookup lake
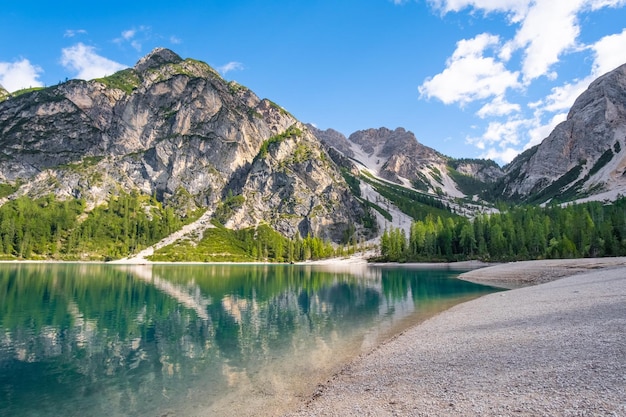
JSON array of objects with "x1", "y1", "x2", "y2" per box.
[{"x1": 0, "y1": 263, "x2": 498, "y2": 416}]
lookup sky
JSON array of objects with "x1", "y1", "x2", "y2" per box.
[{"x1": 1, "y1": 0, "x2": 626, "y2": 165}]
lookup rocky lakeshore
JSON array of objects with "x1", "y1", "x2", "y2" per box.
[{"x1": 284, "y1": 258, "x2": 626, "y2": 416}]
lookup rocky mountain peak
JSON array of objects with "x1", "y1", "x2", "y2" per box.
[
  {"x1": 501, "y1": 62, "x2": 626, "y2": 202},
  {"x1": 306, "y1": 125, "x2": 355, "y2": 158},
  {"x1": 0, "y1": 49, "x2": 370, "y2": 243},
  {"x1": 567, "y1": 63, "x2": 626, "y2": 119},
  {"x1": 134, "y1": 47, "x2": 183, "y2": 73}
]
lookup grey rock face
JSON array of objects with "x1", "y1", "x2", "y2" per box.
[
  {"x1": 0, "y1": 48, "x2": 368, "y2": 241},
  {"x1": 232, "y1": 124, "x2": 366, "y2": 241},
  {"x1": 307, "y1": 125, "x2": 355, "y2": 158},
  {"x1": 454, "y1": 161, "x2": 504, "y2": 183},
  {"x1": 349, "y1": 127, "x2": 443, "y2": 181},
  {"x1": 503, "y1": 63, "x2": 626, "y2": 200},
  {"x1": 316, "y1": 125, "x2": 503, "y2": 197}
]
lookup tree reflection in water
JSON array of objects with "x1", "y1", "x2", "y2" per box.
[{"x1": 0, "y1": 263, "x2": 497, "y2": 417}]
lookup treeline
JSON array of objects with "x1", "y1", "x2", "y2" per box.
[
  {"x1": 0, "y1": 192, "x2": 363, "y2": 262},
  {"x1": 380, "y1": 198, "x2": 626, "y2": 262},
  {"x1": 150, "y1": 222, "x2": 366, "y2": 263},
  {"x1": 0, "y1": 193, "x2": 190, "y2": 260},
  {"x1": 67, "y1": 193, "x2": 188, "y2": 259},
  {"x1": 0, "y1": 195, "x2": 84, "y2": 258},
  {"x1": 235, "y1": 224, "x2": 336, "y2": 262}
]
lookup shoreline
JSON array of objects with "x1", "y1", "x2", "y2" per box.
[
  {"x1": 283, "y1": 258, "x2": 626, "y2": 416},
  {"x1": 2, "y1": 257, "x2": 624, "y2": 415},
  {"x1": 458, "y1": 256, "x2": 626, "y2": 288}
]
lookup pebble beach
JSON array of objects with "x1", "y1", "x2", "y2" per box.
[{"x1": 284, "y1": 258, "x2": 626, "y2": 416}]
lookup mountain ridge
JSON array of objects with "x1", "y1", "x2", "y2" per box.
[
  {"x1": 314, "y1": 62, "x2": 626, "y2": 205},
  {"x1": 0, "y1": 48, "x2": 625, "y2": 261},
  {"x1": 0, "y1": 48, "x2": 371, "y2": 246}
]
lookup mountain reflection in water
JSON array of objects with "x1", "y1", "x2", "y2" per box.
[{"x1": 0, "y1": 263, "x2": 497, "y2": 417}]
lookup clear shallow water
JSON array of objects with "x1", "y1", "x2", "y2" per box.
[{"x1": 0, "y1": 263, "x2": 498, "y2": 416}]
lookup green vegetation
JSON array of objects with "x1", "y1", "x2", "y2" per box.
[
  {"x1": 67, "y1": 192, "x2": 189, "y2": 260},
  {"x1": 11, "y1": 87, "x2": 45, "y2": 97},
  {"x1": 0, "y1": 183, "x2": 19, "y2": 199},
  {"x1": 359, "y1": 173, "x2": 455, "y2": 221},
  {"x1": 0, "y1": 191, "x2": 356, "y2": 262},
  {"x1": 359, "y1": 198, "x2": 389, "y2": 224},
  {"x1": 0, "y1": 88, "x2": 10, "y2": 102},
  {"x1": 258, "y1": 125, "x2": 303, "y2": 158},
  {"x1": 379, "y1": 198, "x2": 626, "y2": 262},
  {"x1": 150, "y1": 222, "x2": 340, "y2": 262},
  {"x1": 429, "y1": 167, "x2": 443, "y2": 185},
  {"x1": 228, "y1": 81, "x2": 247, "y2": 95},
  {"x1": 447, "y1": 167, "x2": 489, "y2": 196},
  {"x1": 588, "y1": 147, "x2": 615, "y2": 178},
  {"x1": 150, "y1": 223, "x2": 254, "y2": 262},
  {"x1": 0, "y1": 196, "x2": 84, "y2": 259},
  {"x1": 341, "y1": 169, "x2": 361, "y2": 197},
  {"x1": 526, "y1": 163, "x2": 584, "y2": 204},
  {"x1": 268, "y1": 100, "x2": 292, "y2": 117},
  {"x1": 410, "y1": 172, "x2": 430, "y2": 192},
  {"x1": 214, "y1": 192, "x2": 245, "y2": 224},
  {"x1": 0, "y1": 192, "x2": 196, "y2": 260},
  {"x1": 57, "y1": 156, "x2": 104, "y2": 172},
  {"x1": 96, "y1": 69, "x2": 141, "y2": 94},
  {"x1": 180, "y1": 58, "x2": 221, "y2": 78},
  {"x1": 448, "y1": 158, "x2": 501, "y2": 170}
]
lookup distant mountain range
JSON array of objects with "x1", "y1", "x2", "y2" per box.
[
  {"x1": 0, "y1": 48, "x2": 625, "y2": 255},
  {"x1": 310, "y1": 63, "x2": 626, "y2": 205}
]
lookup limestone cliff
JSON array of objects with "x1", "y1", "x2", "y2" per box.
[
  {"x1": 312, "y1": 126, "x2": 503, "y2": 198},
  {"x1": 0, "y1": 48, "x2": 369, "y2": 242},
  {"x1": 502, "y1": 63, "x2": 626, "y2": 202}
]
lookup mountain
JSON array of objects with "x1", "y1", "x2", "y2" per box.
[
  {"x1": 0, "y1": 48, "x2": 370, "y2": 243},
  {"x1": 1, "y1": 47, "x2": 624, "y2": 262},
  {"x1": 309, "y1": 125, "x2": 504, "y2": 199},
  {"x1": 500, "y1": 63, "x2": 626, "y2": 203},
  {"x1": 313, "y1": 63, "x2": 626, "y2": 206}
]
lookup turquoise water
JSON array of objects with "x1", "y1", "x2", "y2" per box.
[{"x1": 0, "y1": 263, "x2": 497, "y2": 416}]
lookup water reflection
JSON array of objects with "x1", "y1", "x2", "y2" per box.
[{"x1": 0, "y1": 263, "x2": 497, "y2": 417}]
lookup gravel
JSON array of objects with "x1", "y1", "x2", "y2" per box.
[{"x1": 284, "y1": 264, "x2": 626, "y2": 416}]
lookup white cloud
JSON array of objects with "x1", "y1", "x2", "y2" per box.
[
  {"x1": 588, "y1": 0, "x2": 626, "y2": 10},
  {"x1": 114, "y1": 26, "x2": 150, "y2": 51},
  {"x1": 592, "y1": 28, "x2": 626, "y2": 76},
  {"x1": 64, "y1": 29, "x2": 87, "y2": 38},
  {"x1": 170, "y1": 36, "x2": 182, "y2": 45},
  {"x1": 217, "y1": 61, "x2": 244, "y2": 75},
  {"x1": 482, "y1": 146, "x2": 520, "y2": 163},
  {"x1": 534, "y1": 28, "x2": 626, "y2": 115},
  {"x1": 482, "y1": 118, "x2": 529, "y2": 146},
  {"x1": 511, "y1": 1, "x2": 583, "y2": 82},
  {"x1": 542, "y1": 78, "x2": 591, "y2": 113},
  {"x1": 424, "y1": 0, "x2": 626, "y2": 163},
  {"x1": 428, "y1": 0, "x2": 626, "y2": 82},
  {"x1": 419, "y1": 33, "x2": 520, "y2": 104},
  {"x1": 477, "y1": 96, "x2": 521, "y2": 118},
  {"x1": 0, "y1": 58, "x2": 43, "y2": 92},
  {"x1": 121, "y1": 29, "x2": 136, "y2": 40},
  {"x1": 427, "y1": 0, "x2": 531, "y2": 22},
  {"x1": 526, "y1": 112, "x2": 567, "y2": 148},
  {"x1": 467, "y1": 118, "x2": 526, "y2": 150},
  {"x1": 61, "y1": 43, "x2": 127, "y2": 80}
]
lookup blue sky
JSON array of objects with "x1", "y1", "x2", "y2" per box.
[{"x1": 1, "y1": 0, "x2": 626, "y2": 165}]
